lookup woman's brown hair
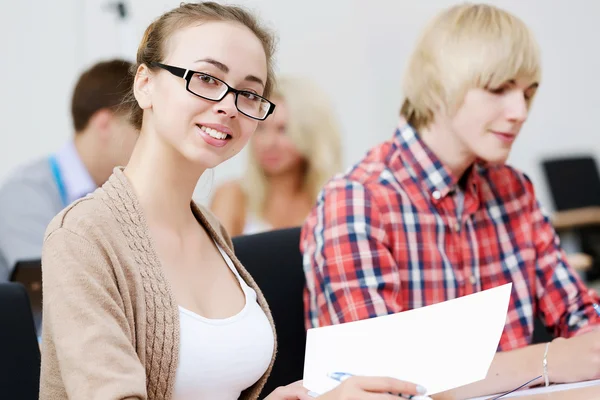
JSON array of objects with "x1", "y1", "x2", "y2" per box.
[{"x1": 123, "y1": 2, "x2": 277, "y2": 130}]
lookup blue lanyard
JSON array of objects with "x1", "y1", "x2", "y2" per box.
[{"x1": 48, "y1": 155, "x2": 68, "y2": 207}]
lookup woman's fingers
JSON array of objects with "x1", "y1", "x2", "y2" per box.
[{"x1": 350, "y1": 376, "x2": 426, "y2": 396}]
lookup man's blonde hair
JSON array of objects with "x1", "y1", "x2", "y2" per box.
[
  {"x1": 400, "y1": 3, "x2": 542, "y2": 131},
  {"x1": 243, "y1": 76, "x2": 343, "y2": 218}
]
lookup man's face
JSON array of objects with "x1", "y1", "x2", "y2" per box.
[{"x1": 449, "y1": 78, "x2": 538, "y2": 165}]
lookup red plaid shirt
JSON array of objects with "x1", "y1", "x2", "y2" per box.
[{"x1": 301, "y1": 122, "x2": 600, "y2": 351}]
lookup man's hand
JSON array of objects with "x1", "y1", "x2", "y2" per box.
[{"x1": 548, "y1": 330, "x2": 600, "y2": 383}]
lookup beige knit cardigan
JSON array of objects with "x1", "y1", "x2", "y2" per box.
[{"x1": 39, "y1": 168, "x2": 276, "y2": 400}]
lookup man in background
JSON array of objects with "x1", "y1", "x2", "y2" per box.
[{"x1": 0, "y1": 59, "x2": 137, "y2": 280}]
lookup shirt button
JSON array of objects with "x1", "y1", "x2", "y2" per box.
[
  {"x1": 432, "y1": 190, "x2": 441, "y2": 200},
  {"x1": 470, "y1": 276, "x2": 477, "y2": 285}
]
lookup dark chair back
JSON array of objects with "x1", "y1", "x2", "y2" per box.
[
  {"x1": 541, "y1": 156, "x2": 600, "y2": 279},
  {"x1": 11, "y1": 259, "x2": 43, "y2": 335},
  {"x1": 0, "y1": 282, "x2": 41, "y2": 400},
  {"x1": 232, "y1": 227, "x2": 306, "y2": 398},
  {"x1": 541, "y1": 156, "x2": 600, "y2": 211},
  {"x1": 532, "y1": 316, "x2": 554, "y2": 344}
]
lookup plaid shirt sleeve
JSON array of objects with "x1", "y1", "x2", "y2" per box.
[
  {"x1": 528, "y1": 177, "x2": 600, "y2": 337},
  {"x1": 301, "y1": 180, "x2": 402, "y2": 329}
]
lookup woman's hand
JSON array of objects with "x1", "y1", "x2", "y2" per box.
[
  {"x1": 318, "y1": 376, "x2": 428, "y2": 400},
  {"x1": 265, "y1": 376, "x2": 429, "y2": 400}
]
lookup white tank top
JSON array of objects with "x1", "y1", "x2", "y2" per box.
[{"x1": 172, "y1": 243, "x2": 275, "y2": 400}]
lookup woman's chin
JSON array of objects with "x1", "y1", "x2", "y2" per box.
[{"x1": 183, "y1": 149, "x2": 232, "y2": 170}]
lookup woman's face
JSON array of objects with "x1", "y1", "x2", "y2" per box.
[
  {"x1": 251, "y1": 98, "x2": 306, "y2": 176},
  {"x1": 135, "y1": 21, "x2": 269, "y2": 169}
]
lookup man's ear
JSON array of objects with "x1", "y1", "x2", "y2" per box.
[
  {"x1": 134, "y1": 63, "x2": 153, "y2": 110},
  {"x1": 85, "y1": 109, "x2": 116, "y2": 144},
  {"x1": 88, "y1": 109, "x2": 113, "y2": 132}
]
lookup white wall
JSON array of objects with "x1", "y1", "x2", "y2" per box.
[
  {"x1": 2, "y1": 0, "x2": 599, "y2": 211},
  {"x1": 0, "y1": 0, "x2": 80, "y2": 181}
]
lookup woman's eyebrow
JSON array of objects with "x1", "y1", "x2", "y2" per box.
[{"x1": 194, "y1": 58, "x2": 264, "y2": 87}]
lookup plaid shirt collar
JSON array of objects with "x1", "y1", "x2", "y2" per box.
[{"x1": 390, "y1": 122, "x2": 482, "y2": 209}]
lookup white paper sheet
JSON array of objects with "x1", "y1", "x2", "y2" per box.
[
  {"x1": 303, "y1": 283, "x2": 512, "y2": 396},
  {"x1": 467, "y1": 378, "x2": 600, "y2": 399}
]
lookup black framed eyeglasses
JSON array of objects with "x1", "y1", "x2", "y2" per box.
[{"x1": 150, "y1": 62, "x2": 275, "y2": 121}]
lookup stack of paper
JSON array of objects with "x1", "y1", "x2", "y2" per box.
[{"x1": 303, "y1": 283, "x2": 512, "y2": 396}]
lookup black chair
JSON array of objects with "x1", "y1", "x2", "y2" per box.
[
  {"x1": 11, "y1": 259, "x2": 43, "y2": 336},
  {"x1": 541, "y1": 156, "x2": 600, "y2": 280},
  {"x1": 532, "y1": 315, "x2": 554, "y2": 344},
  {"x1": 232, "y1": 227, "x2": 306, "y2": 398},
  {"x1": 541, "y1": 156, "x2": 600, "y2": 211},
  {"x1": 0, "y1": 282, "x2": 41, "y2": 400}
]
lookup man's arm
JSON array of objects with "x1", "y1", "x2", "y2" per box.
[
  {"x1": 433, "y1": 344, "x2": 547, "y2": 399},
  {"x1": 526, "y1": 176, "x2": 600, "y2": 335},
  {"x1": 0, "y1": 180, "x2": 59, "y2": 280},
  {"x1": 301, "y1": 180, "x2": 402, "y2": 328},
  {"x1": 437, "y1": 176, "x2": 600, "y2": 399}
]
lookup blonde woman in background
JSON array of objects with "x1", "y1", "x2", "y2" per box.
[{"x1": 211, "y1": 76, "x2": 342, "y2": 236}]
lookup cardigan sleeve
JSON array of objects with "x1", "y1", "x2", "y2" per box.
[{"x1": 40, "y1": 227, "x2": 147, "y2": 400}]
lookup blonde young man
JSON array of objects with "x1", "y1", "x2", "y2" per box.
[{"x1": 301, "y1": 4, "x2": 600, "y2": 399}]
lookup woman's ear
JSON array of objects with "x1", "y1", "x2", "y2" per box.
[{"x1": 133, "y1": 64, "x2": 153, "y2": 110}]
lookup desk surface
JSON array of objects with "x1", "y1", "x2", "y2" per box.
[
  {"x1": 552, "y1": 206, "x2": 600, "y2": 230},
  {"x1": 491, "y1": 380, "x2": 600, "y2": 400},
  {"x1": 517, "y1": 384, "x2": 600, "y2": 399}
]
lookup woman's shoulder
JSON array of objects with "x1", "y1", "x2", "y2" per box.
[
  {"x1": 209, "y1": 179, "x2": 248, "y2": 236},
  {"x1": 44, "y1": 190, "x2": 120, "y2": 244},
  {"x1": 40, "y1": 191, "x2": 128, "y2": 292},
  {"x1": 212, "y1": 179, "x2": 246, "y2": 202}
]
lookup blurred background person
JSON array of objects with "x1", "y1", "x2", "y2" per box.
[
  {"x1": 0, "y1": 59, "x2": 138, "y2": 281},
  {"x1": 211, "y1": 76, "x2": 343, "y2": 236}
]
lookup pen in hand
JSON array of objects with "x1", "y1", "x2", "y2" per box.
[{"x1": 326, "y1": 372, "x2": 432, "y2": 400}]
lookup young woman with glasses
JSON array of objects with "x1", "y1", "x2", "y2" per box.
[{"x1": 38, "y1": 2, "x2": 427, "y2": 400}]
